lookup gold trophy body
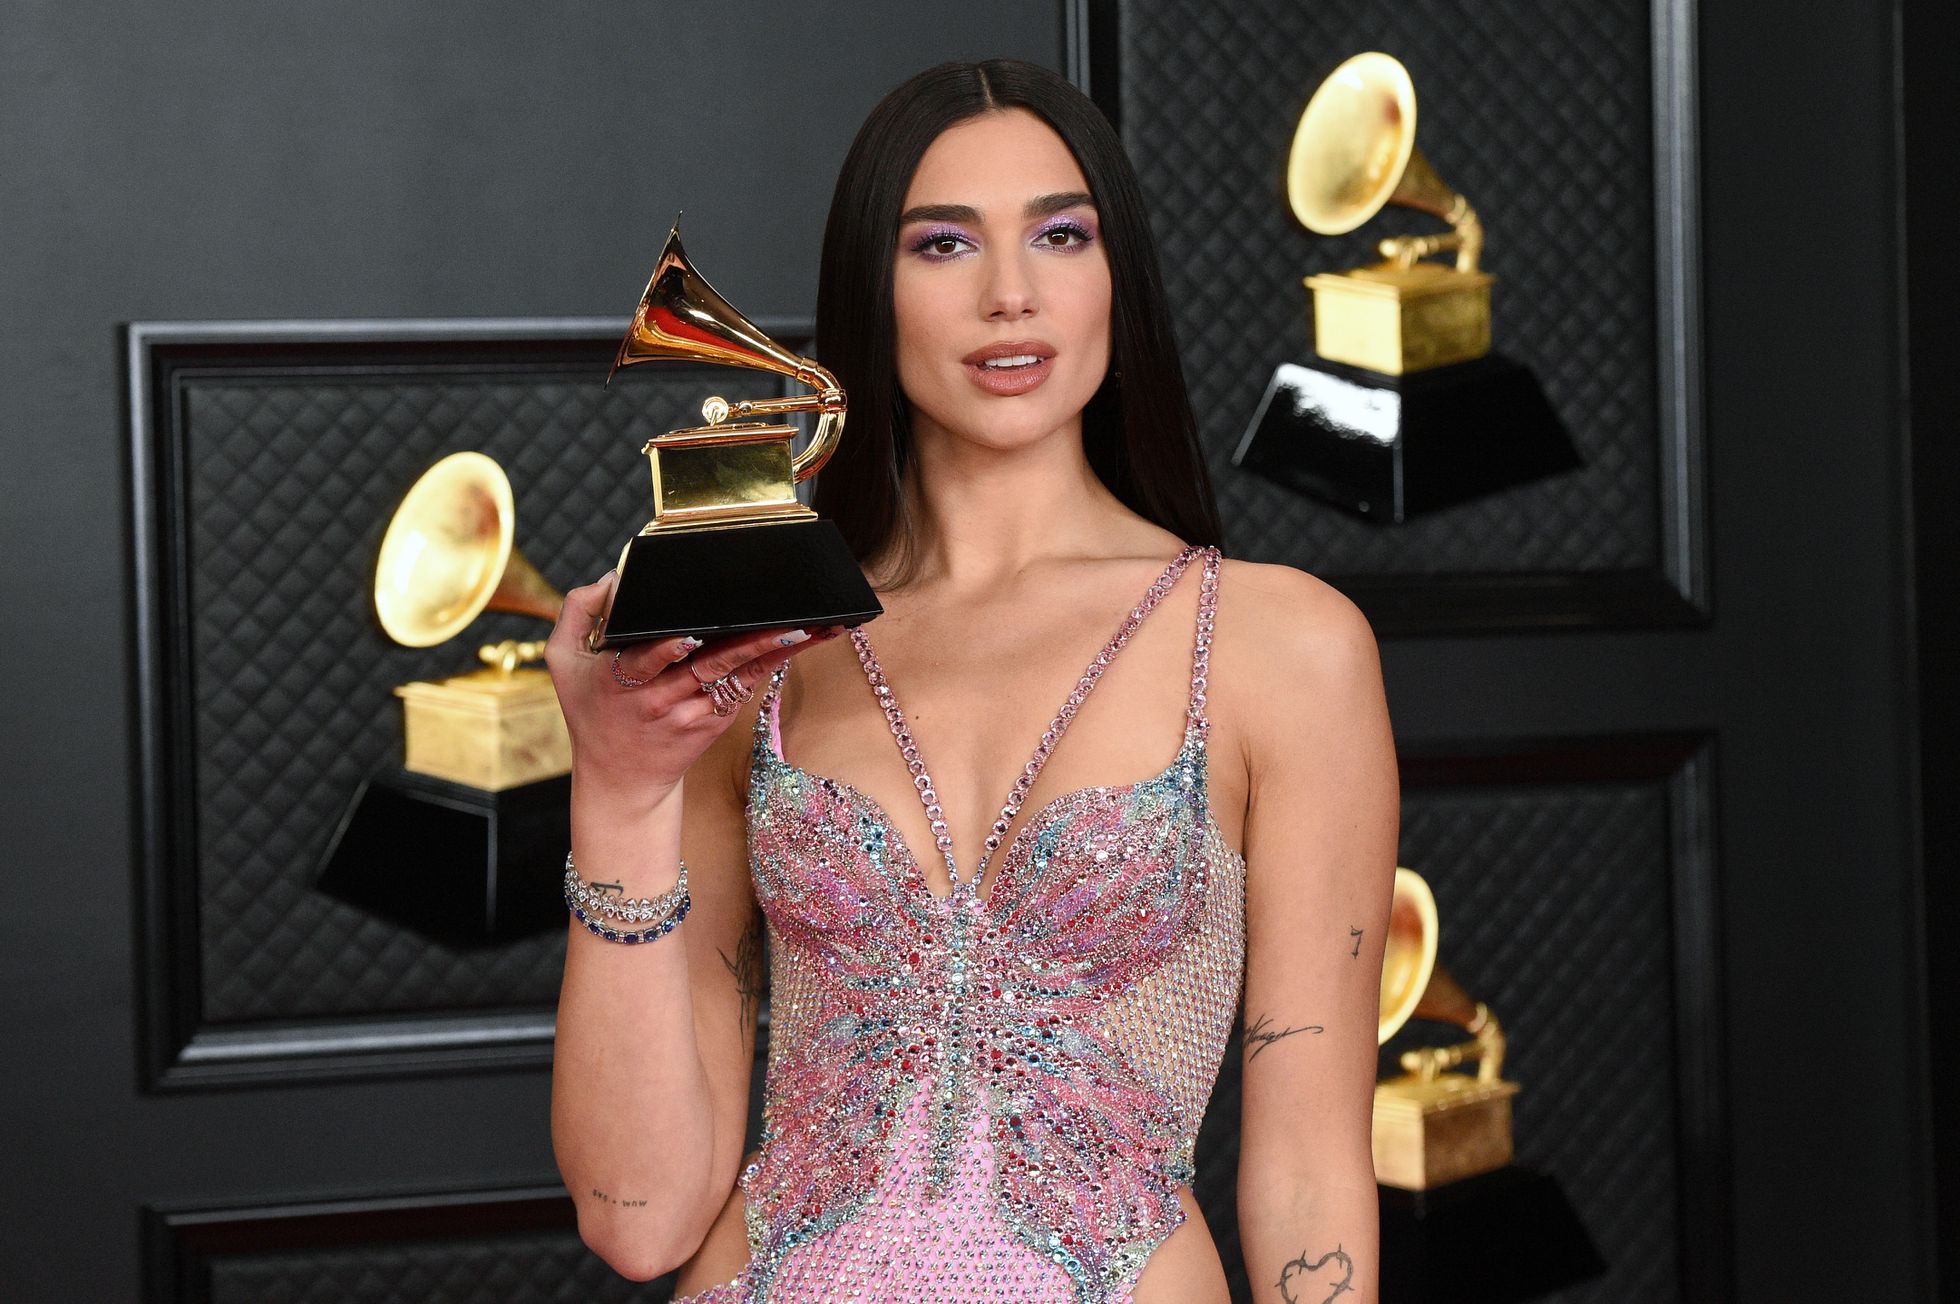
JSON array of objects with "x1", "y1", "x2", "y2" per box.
[
  {"x1": 594, "y1": 223, "x2": 883, "y2": 648},
  {"x1": 374, "y1": 451, "x2": 570, "y2": 791},
  {"x1": 1374, "y1": 867, "x2": 1522, "y2": 1190},
  {"x1": 1288, "y1": 51, "x2": 1493, "y2": 376}
]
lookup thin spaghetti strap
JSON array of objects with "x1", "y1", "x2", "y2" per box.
[
  {"x1": 1187, "y1": 547, "x2": 1221, "y2": 734},
  {"x1": 753, "y1": 662, "x2": 790, "y2": 760}
]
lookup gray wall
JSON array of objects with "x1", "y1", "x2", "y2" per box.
[
  {"x1": 0, "y1": 1, "x2": 1940, "y2": 1301},
  {"x1": 0, "y1": 6, "x2": 1059, "y2": 1300}
]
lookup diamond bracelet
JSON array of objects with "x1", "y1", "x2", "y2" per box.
[{"x1": 563, "y1": 854, "x2": 691, "y2": 945}]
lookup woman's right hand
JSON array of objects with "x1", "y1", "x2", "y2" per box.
[{"x1": 544, "y1": 569, "x2": 839, "y2": 818}]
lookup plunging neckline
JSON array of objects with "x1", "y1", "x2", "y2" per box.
[
  {"x1": 843, "y1": 545, "x2": 1208, "y2": 906},
  {"x1": 759, "y1": 719, "x2": 1210, "y2": 912}
]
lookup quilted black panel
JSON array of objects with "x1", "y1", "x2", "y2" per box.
[
  {"x1": 1117, "y1": 0, "x2": 1661, "y2": 575},
  {"x1": 208, "y1": 1229, "x2": 672, "y2": 1303},
  {"x1": 184, "y1": 364, "x2": 733, "y2": 1022},
  {"x1": 1391, "y1": 783, "x2": 1680, "y2": 1303},
  {"x1": 1190, "y1": 779, "x2": 1679, "y2": 1302}
]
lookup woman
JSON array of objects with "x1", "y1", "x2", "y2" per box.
[{"x1": 547, "y1": 59, "x2": 1398, "y2": 1304}]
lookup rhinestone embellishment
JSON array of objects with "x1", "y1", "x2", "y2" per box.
[{"x1": 692, "y1": 547, "x2": 1242, "y2": 1304}]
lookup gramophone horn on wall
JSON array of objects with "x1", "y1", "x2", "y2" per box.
[
  {"x1": 1232, "y1": 52, "x2": 1579, "y2": 524},
  {"x1": 315, "y1": 451, "x2": 575, "y2": 946},
  {"x1": 374, "y1": 450, "x2": 569, "y2": 793},
  {"x1": 1375, "y1": 866, "x2": 1522, "y2": 1190}
]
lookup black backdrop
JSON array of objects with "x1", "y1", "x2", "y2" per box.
[{"x1": 1, "y1": 1, "x2": 1945, "y2": 1301}]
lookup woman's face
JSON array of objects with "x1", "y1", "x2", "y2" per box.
[{"x1": 891, "y1": 107, "x2": 1113, "y2": 456}]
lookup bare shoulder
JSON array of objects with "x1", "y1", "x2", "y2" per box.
[
  {"x1": 1210, "y1": 558, "x2": 1387, "y2": 763},
  {"x1": 1213, "y1": 557, "x2": 1380, "y2": 678}
]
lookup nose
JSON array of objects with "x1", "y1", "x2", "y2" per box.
[{"x1": 981, "y1": 246, "x2": 1038, "y2": 321}]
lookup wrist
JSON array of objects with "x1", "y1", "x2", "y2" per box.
[{"x1": 571, "y1": 769, "x2": 682, "y2": 824}]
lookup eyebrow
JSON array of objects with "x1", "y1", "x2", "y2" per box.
[{"x1": 896, "y1": 191, "x2": 1096, "y2": 226}]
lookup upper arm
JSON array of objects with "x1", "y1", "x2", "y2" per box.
[
  {"x1": 678, "y1": 700, "x2": 767, "y2": 1201},
  {"x1": 1230, "y1": 568, "x2": 1399, "y2": 1191}
]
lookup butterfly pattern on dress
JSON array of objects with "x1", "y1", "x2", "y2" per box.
[{"x1": 725, "y1": 546, "x2": 1245, "y2": 1303}]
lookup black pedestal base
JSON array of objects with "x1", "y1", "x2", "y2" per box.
[
  {"x1": 599, "y1": 517, "x2": 885, "y2": 647},
  {"x1": 1233, "y1": 353, "x2": 1582, "y2": 524},
  {"x1": 1379, "y1": 1165, "x2": 1606, "y2": 1303},
  {"x1": 316, "y1": 769, "x2": 571, "y2": 946}
]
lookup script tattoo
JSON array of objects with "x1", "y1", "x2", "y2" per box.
[
  {"x1": 719, "y1": 909, "x2": 767, "y2": 1042},
  {"x1": 1245, "y1": 1012, "x2": 1325, "y2": 1061},
  {"x1": 588, "y1": 1187, "x2": 648, "y2": 1209},
  {"x1": 1277, "y1": 1243, "x2": 1355, "y2": 1302},
  {"x1": 1349, "y1": 926, "x2": 1363, "y2": 958}
]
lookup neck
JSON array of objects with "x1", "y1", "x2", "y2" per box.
[{"x1": 876, "y1": 411, "x2": 1140, "y2": 591}]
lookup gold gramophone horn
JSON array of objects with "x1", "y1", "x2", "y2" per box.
[
  {"x1": 374, "y1": 451, "x2": 561, "y2": 648},
  {"x1": 1377, "y1": 865, "x2": 1508, "y2": 1082},
  {"x1": 1286, "y1": 51, "x2": 1483, "y2": 274},
  {"x1": 1379, "y1": 866, "x2": 1440, "y2": 1044}
]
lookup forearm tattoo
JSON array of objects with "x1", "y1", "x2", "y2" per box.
[
  {"x1": 587, "y1": 1187, "x2": 648, "y2": 1209},
  {"x1": 1277, "y1": 1243, "x2": 1355, "y2": 1302},
  {"x1": 719, "y1": 909, "x2": 767, "y2": 1041},
  {"x1": 1245, "y1": 1012, "x2": 1325, "y2": 1060}
]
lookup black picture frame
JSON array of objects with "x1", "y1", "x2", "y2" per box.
[{"x1": 1064, "y1": 0, "x2": 1709, "y2": 636}]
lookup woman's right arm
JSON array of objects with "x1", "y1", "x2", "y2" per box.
[{"x1": 544, "y1": 571, "x2": 832, "y2": 1280}]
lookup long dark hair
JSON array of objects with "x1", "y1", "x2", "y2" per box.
[{"x1": 810, "y1": 59, "x2": 1222, "y2": 585}]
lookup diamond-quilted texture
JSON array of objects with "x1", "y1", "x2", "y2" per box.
[
  {"x1": 208, "y1": 1229, "x2": 670, "y2": 1303},
  {"x1": 185, "y1": 366, "x2": 724, "y2": 1023},
  {"x1": 1391, "y1": 783, "x2": 1680, "y2": 1303},
  {"x1": 1118, "y1": 0, "x2": 1661, "y2": 574}
]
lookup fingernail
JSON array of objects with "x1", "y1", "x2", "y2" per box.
[{"x1": 776, "y1": 630, "x2": 811, "y2": 647}]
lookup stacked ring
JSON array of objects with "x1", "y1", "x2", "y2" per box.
[{"x1": 702, "y1": 670, "x2": 754, "y2": 717}]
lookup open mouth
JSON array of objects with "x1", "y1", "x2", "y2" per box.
[{"x1": 964, "y1": 342, "x2": 1057, "y2": 395}]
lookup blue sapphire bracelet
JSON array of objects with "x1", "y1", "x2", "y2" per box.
[{"x1": 564, "y1": 854, "x2": 690, "y2": 945}]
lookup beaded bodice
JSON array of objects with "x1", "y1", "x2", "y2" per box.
[{"x1": 736, "y1": 545, "x2": 1245, "y2": 1303}]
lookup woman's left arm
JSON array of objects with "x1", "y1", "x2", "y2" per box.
[{"x1": 1230, "y1": 570, "x2": 1400, "y2": 1302}]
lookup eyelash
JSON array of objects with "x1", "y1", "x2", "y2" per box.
[{"x1": 907, "y1": 219, "x2": 1097, "y2": 262}]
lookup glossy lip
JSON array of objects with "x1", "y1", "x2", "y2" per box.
[
  {"x1": 963, "y1": 339, "x2": 1058, "y2": 397},
  {"x1": 962, "y1": 339, "x2": 1057, "y2": 366}
]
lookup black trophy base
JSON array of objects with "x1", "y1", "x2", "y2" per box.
[
  {"x1": 1232, "y1": 353, "x2": 1583, "y2": 524},
  {"x1": 1378, "y1": 1165, "x2": 1607, "y2": 1303},
  {"x1": 598, "y1": 517, "x2": 885, "y2": 647},
  {"x1": 316, "y1": 768, "x2": 571, "y2": 947}
]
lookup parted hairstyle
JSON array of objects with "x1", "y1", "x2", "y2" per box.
[{"x1": 810, "y1": 59, "x2": 1222, "y2": 585}]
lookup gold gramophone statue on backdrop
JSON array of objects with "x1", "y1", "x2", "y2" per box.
[
  {"x1": 1375, "y1": 867, "x2": 1521, "y2": 1190},
  {"x1": 315, "y1": 451, "x2": 574, "y2": 945},
  {"x1": 592, "y1": 222, "x2": 883, "y2": 648},
  {"x1": 1289, "y1": 51, "x2": 1491, "y2": 376},
  {"x1": 375, "y1": 451, "x2": 570, "y2": 792},
  {"x1": 1232, "y1": 52, "x2": 1579, "y2": 524},
  {"x1": 1373, "y1": 869, "x2": 1608, "y2": 1300}
]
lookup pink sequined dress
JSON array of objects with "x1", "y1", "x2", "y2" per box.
[{"x1": 676, "y1": 544, "x2": 1245, "y2": 1303}]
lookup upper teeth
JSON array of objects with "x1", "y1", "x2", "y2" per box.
[{"x1": 982, "y1": 355, "x2": 1041, "y2": 368}]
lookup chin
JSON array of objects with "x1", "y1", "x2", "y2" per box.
[{"x1": 917, "y1": 383, "x2": 1102, "y2": 452}]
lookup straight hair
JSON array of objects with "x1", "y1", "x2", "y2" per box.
[{"x1": 810, "y1": 59, "x2": 1222, "y2": 585}]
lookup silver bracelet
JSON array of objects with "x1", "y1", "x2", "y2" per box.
[{"x1": 563, "y1": 854, "x2": 690, "y2": 945}]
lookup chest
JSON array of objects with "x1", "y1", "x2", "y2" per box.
[{"x1": 769, "y1": 607, "x2": 1210, "y2": 892}]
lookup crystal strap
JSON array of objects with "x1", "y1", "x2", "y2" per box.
[
  {"x1": 1188, "y1": 546, "x2": 1220, "y2": 731},
  {"x1": 849, "y1": 544, "x2": 1210, "y2": 892}
]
